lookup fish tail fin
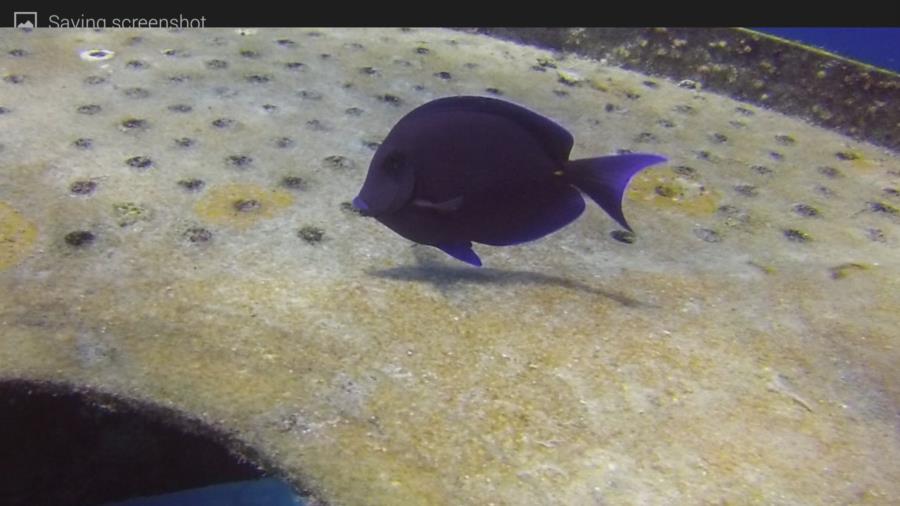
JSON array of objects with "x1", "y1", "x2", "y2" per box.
[{"x1": 564, "y1": 154, "x2": 666, "y2": 231}]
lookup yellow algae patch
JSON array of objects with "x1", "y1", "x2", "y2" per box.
[
  {"x1": 748, "y1": 260, "x2": 777, "y2": 275},
  {"x1": 832, "y1": 149, "x2": 879, "y2": 172},
  {"x1": 195, "y1": 183, "x2": 294, "y2": 229},
  {"x1": 850, "y1": 155, "x2": 878, "y2": 172},
  {"x1": 0, "y1": 201, "x2": 38, "y2": 271},
  {"x1": 628, "y1": 167, "x2": 719, "y2": 216},
  {"x1": 588, "y1": 78, "x2": 609, "y2": 92}
]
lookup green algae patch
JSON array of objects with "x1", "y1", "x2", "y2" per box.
[
  {"x1": 194, "y1": 184, "x2": 294, "y2": 229},
  {"x1": 0, "y1": 201, "x2": 38, "y2": 271},
  {"x1": 112, "y1": 202, "x2": 152, "y2": 227},
  {"x1": 628, "y1": 168, "x2": 720, "y2": 216},
  {"x1": 829, "y1": 262, "x2": 869, "y2": 280}
]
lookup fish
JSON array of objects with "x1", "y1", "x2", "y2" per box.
[{"x1": 352, "y1": 96, "x2": 666, "y2": 266}]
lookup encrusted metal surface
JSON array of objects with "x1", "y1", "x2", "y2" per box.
[{"x1": 1, "y1": 27, "x2": 898, "y2": 505}]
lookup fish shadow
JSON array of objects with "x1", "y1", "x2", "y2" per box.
[{"x1": 366, "y1": 248, "x2": 646, "y2": 308}]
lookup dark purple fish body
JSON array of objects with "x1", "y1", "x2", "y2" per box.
[{"x1": 352, "y1": 96, "x2": 666, "y2": 266}]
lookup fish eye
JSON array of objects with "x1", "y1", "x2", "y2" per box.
[{"x1": 382, "y1": 151, "x2": 406, "y2": 173}]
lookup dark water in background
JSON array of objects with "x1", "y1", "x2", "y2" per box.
[{"x1": 753, "y1": 28, "x2": 900, "y2": 73}]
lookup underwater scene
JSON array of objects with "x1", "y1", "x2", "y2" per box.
[{"x1": 1, "y1": 27, "x2": 899, "y2": 505}]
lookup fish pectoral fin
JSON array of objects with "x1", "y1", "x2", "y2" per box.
[
  {"x1": 436, "y1": 242, "x2": 482, "y2": 267},
  {"x1": 412, "y1": 196, "x2": 464, "y2": 212}
]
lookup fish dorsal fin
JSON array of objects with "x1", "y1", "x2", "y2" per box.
[{"x1": 405, "y1": 96, "x2": 574, "y2": 162}]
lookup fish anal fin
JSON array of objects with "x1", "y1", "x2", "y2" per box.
[{"x1": 436, "y1": 242, "x2": 482, "y2": 267}]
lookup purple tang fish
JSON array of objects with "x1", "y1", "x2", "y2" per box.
[{"x1": 353, "y1": 96, "x2": 666, "y2": 266}]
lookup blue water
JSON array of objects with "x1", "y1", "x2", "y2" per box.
[
  {"x1": 753, "y1": 28, "x2": 900, "y2": 73},
  {"x1": 103, "y1": 478, "x2": 306, "y2": 506}
]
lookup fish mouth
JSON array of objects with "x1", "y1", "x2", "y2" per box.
[{"x1": 351, "y1": 196, "x2": 373, "y2": 216}]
